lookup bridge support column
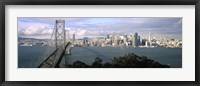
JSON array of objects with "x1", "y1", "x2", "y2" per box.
[{"x1": 54, "y1": 20, "x2": 65, "y2": 48}]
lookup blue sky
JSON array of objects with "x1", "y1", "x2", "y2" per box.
[{"x1": 18, "y1": 17, "x2": 182, "y2": 39}]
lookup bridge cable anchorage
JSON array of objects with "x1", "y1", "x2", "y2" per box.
[{"x1": 38, "y1": 20, "x2": 71, "y2": 68}]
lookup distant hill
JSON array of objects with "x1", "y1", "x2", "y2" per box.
[{"x1": 18, "y1": 37, "x2": 49, "y2": 41}]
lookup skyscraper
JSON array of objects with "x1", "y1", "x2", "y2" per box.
[
  {"x1": 137, "y1": 36, "x2": 140, "y2": 46},
  {"x1": 132, "y1": 33, "x2": 138, "y2": 47},
  {"x1": 149, "y1": 32, "x2": 151, "y2": 42},
  {"x1": 141, "y1": 39, "x2": 147, "y2": 46},
  {"x1": 73, "y1": 33, "x2": 75, "y2": 43},
  {"x1": 148, "y1": 32, "x2": 152, "y2": 46},
  {"x1": 114, "y1": 36, "x2": 118, "y2": 46},
  {"x1": 83, "y1": 37, "x2": 89, "y2": 44}
]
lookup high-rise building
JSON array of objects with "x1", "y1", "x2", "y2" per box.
[
  {"x1": 83, "y1": 37, "x2": 89, "y2": 44},
  {"x1": 114, "y1": 36, "x2": 118, "y2": 46},
  {"x1": 149, "y1": 32, "x2": 151, "y2": 42},
  {"x1": 148, "y1": 32, "x2": 152, "y2": 46},
  {"x1": 145, "y1": 41, "x2": 149, "y2": 47},
  {"x1": 137, "y1": 36, "x2": 140, "y2": 46},
  {"x1": 141, "y1": 39, "x2": 147, "y2": 46},
  {"x1": 73, "y1": 33, "x2": 75, "y2": 43},
  {"x1": 132, "y1": 33, "x2": 138, "y2": 47}
]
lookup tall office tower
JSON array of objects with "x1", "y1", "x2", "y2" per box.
[
  {"x1": 83, "y1": 37, "x2": 89, "y2": 44},
  {"x1": 132, "y1": 33, "x2": 138, "y2": 47},
  {"x1": 114, "y1": 36, "x2": 118, "y2": 46},
  {"x1": 148, "y1": 32, "x2": 152, "y2": 46},
  {"x1": 148, "y1": 32, "x2": 151, "y2": 42},
  {"x1": 145, "y1": 41, "x2": 149, "y2": 47},
  {"x1": 141, "y1": 39, "x2": 147, "y2": 46},
  {"x1": 73, "y1": 33, "x2": 75, "y2": 44},
  {"x1": 137, "y1": 36, "x2": 140, "y2": 46},
  {"x1": 111, "y1": 36, "x2": 114, "y2": 46},
  {"x1": 124, "y1": 35, "x2": 128, "y2": 44}
]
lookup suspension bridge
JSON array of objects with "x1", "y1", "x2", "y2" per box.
[{"x1": 38, "y1": 20, "x2": 72, "y2": 68}]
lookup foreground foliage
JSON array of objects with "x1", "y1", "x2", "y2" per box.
[{"x1": 66, "y1": 53, "x2": 170, "y2": 68}]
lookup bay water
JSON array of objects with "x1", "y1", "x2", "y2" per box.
[{"x1": 18, "y1": 46, "x2": 182, "y2": 68}]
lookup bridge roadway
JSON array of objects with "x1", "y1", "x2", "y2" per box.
[{"x1": 38, "y1": 42, "x2": 71, "y2": 68}]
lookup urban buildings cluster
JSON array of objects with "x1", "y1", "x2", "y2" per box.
[
  {"x1": 73, "y1": 32, "x2": 182, "y2": 48},
  {"x1": 18, "y1": 39, "x2": 49, "y2": 46},
  {"x1": 18, "y1": 32, "x2": 182, "y2": 48}
]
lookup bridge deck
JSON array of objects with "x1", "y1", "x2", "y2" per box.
[{"x1": 38, "y1": 42, "x2": 71, "y2": 68}]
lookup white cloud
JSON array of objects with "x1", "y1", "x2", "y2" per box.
[
  {"x1": 22, "y1": 26, "x2": 52, "y2": 35},
  {"x1": 18, "y1": 22, "x2": 53, "y2": 39},
  {"x1": 18, "y1": 18, "x2": 182, "y2": 39},
  {"x1": 76, "y1": 29, "x2": 87, "y2": 36},
  {"x1": 66, "y1": 27, "x2": 87, "y2": 36}
]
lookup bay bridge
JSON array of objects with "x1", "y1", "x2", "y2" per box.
[{"x1": 38, "y1": 20, "x2": 72, "y2": 68}]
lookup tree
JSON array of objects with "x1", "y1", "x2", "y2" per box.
[
  {"x1": 72, "y1": 60, "x2": 89, "y2": 68},
  {"x1": 91, "y1": 57, "x2": 103, "y2": 68},
  {"x1": 70, "y1": 53, "x2": 170, "y2": 68}
]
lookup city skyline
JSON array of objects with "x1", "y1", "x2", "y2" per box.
[{"x1": 18, "y1": 17, "x2": 182, "y2": 40}]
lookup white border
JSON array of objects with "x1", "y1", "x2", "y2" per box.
[{"x1": 5, "y1": 5, "x2": 195, "y2": 81}]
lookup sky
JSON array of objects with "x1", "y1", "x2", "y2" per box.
[{"x1": 18, "y1": 17, "x2": 182, "y2": 40}]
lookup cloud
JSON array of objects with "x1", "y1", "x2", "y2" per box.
[
  {"x1": 18, "y1": 17, "x2": 182, "y2": 39},
  {"x1": 76, "y1": 29, "x2": 87, "y2": 36},
  {"x1": 18, "y1": 21, "x2": 53, "y2": 39},
  {"x1": 22, "y1": 26, "x2": 52, "y2": 35}
]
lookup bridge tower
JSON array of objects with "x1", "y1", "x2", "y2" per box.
[
  {"x1": 38, "y1": 20, "x2": 72, "y2": 68},
  {"x1": 55, "y1": 20, "x2": 66, "y2": 48}
]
